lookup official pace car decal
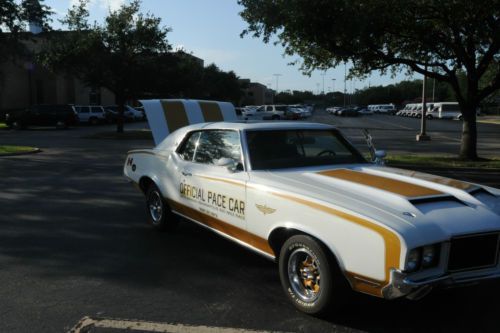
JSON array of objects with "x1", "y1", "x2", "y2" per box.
[{"x1": 179, "y1": 181, "x2": 245, "y2": 220}]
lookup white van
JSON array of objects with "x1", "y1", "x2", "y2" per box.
[
  {"x1": 428, "y1": 102, "x2": 460, "y2": 119},
  {"x1": 368, "y1": 104, "x2": 396, "y2": 114}
]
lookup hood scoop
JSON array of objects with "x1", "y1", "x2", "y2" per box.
[
  {"x1": 409, "y1": 195, "x2": 466, "y2": 214},
  {"x1": 469, "y1": 187, "x2": 497, "y2": 198}
]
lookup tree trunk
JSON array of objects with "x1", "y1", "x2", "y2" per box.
[
  {"x1": 116, "y1": 93, "x2": 125, "y2": 133},
  {"x1": 459, "y1": 109, "x2": 478, "y2": 160}
]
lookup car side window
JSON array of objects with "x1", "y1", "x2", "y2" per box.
[
  {"x1": 194, "y1": 130, "x2": 242, "y2": 165},
  {"x1": 79, "y1": 107, "x2": 90, "y2": 113},
  {"x1": 266, "y1": 106, "x2": 273, "y2": 111},
  {"x1": 91, "y1": 107, "x2": 103, "y2": 113},
  {"x1": 177, "y1": 131, "x2": 201, "y2": 161}
]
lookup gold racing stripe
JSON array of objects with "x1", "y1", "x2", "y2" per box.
[
  {"x1": 270, "y1": 191, "x2": 399, "y2": 297},
  {"x1": 169, "y1": 174, "x2": 401, "y2": 297},
  {"x1": 198, "y1": 175, "x2": 245, "y2": 187},
  {"x1": 318, "y1": 169, "x2": 443, "y2": 198},
  {"x1": 167, "y1": 199, "x2": 274, "y2": 256},
  {"x1": 199, "y1": 177, "x2": 400, "y2": 297},
  {"x1": 161, "y1": 100, "x2": 189, "y2": 133},
  {"x1": 380, "y1": 168, "x2": 474, "y2": 191},
  {"x1": 199, "y1": 101, "x2": 224, "y2": 122}
]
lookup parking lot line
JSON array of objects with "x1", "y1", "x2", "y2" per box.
[
  {"x1": 69, "y1": 316, "x2": 289, "y2": 333},
  {"x1": 368, "y1": 117, "x2": 415, "y2": 130}
]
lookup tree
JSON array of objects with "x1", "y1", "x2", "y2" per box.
[
  {"x1": 41, "y1": 0, "x2": 170, "y2": 132},
  {"x1": 239, "y1": 0, "x2": 500, "y2": 159},
  {"x1": 200, "y1": 64, "x2": 243, "y2": 105},
  {"x1": 0, "y1": 0, "x2": 51, "y2": 62}
]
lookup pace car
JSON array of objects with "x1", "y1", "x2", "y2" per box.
[{"x1": 124, "y1": 99, "x2": 500, "y2": 314}]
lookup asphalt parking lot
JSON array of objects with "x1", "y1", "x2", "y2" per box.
[{"x1": 0, "y1": 115, "x2": 499, "y2": 333}]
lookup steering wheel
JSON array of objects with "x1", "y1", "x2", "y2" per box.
[{"x1": 316, "y1": 150, "x2": 336, "y2": 157}]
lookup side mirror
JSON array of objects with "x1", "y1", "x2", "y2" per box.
[
  {"x1": 374, "y1": 150, "x2": 386, "y2": 165},
  {"x1": 216, "y1": 157, "x2": 239, "y2": 173}
]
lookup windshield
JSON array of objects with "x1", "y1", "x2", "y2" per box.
[{"x1": 246, "y1": 129, "x2": 366, "y2": 170}]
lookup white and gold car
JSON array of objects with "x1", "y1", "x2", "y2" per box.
[{"x1": 124, "y1": 100, "x2": 500, "y2": 314}]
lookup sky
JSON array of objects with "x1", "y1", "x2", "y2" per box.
[{"x1": 44, "y1": 0, "x2": 414, "y2": 93}]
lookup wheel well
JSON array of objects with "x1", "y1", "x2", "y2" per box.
[
  {"x1": 268, "y1": 228, "x2": 303, "y2": 258},
  {"x1": 268, "y1": 228, "x2": 340, "y2": 264},
  {"x1": 138, "y1": 176, "x2": 154, "y2": 194}
]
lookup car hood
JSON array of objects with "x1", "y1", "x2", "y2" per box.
[{"x1": 249, "y1": 165, "x2": 500, "y2": 247}]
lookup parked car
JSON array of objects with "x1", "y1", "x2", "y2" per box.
[
  {"x1": 284, "y1": 106, "x2": 302, "y2": 120},
  {"x1": 338, "y1": 107, "x2": 359, "y2": 117},
  {"x1": 290, "y1": 104, "x2": 312, "y2": 118},
  {"x1": 74, "y1": 105, "x2": 107, "y2": 125},
  {"x1": 104, "y1": 105, "x2": 143, "y2": 122},
  {"x1": 125, "y1": 111, "x2": 500, "y2": 315},
  {"x1": 356, "y1": 107, "x2": 372, "y2": 115},
  {"x1": 5, "y1": 104, "x2": 78, "y2": 129},
  {"x1": 368, "y1": 104, "x2": 397, "y2": 114},
  {"x1": 254, "y1": 105, "x2": 288, "y2": 120}
]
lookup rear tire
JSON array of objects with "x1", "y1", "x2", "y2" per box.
[
  {"x1": 146, "y1": 183, "x2": 178, "y2": 231},
  {"x1": 279, "y1": 235, "x2": 349, "y2": 315}
]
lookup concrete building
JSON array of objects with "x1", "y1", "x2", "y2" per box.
[
  {"x1": 0, "y1": 59, "x2": 116, "y2": 111},
  {"x1": 0, "y1": 34, "x2": 203, "y2": 112},
  {"x1": 240, "y1": 79, "x2": 274, "y2": 106}
]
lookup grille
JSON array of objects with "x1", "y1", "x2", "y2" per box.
[{"x1": 448, "y1": 233, "x2": 500, "y2": 272}]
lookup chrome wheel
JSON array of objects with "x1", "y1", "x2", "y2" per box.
[
  {"x1": 148, "y1": 190, "x2": 163, "y2": 224},
  {"x1": 288, "y1": 247, "x2": 322, "y2": 302}
]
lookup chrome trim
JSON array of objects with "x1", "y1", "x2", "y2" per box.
[
  {"x1": 171, "y1": 210, "x2": 276, "y2": 262},
  {"x1": 382, "y1": 268, "x2": 500, "y2": 300}
]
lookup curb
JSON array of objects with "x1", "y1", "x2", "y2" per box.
[{"x1": 0, "y1": 148, "x2": 41, "y2": 157}]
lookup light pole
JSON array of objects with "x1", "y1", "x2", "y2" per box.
[
  {"x1": 320, "y1": 71, "x2": 326, "y2": 95},
  {"x1": 273, "y1": 73, "x2": 282, "y2": 93},
  {"x1": 417, "y1": 66, "x2": 431, "y2": 141},
  {"x1": 343, "y1": 63, "x2": 347, "y2": 107},
  {"x1": 332, "y1": 78, "x2": 336, "y2": 93}
]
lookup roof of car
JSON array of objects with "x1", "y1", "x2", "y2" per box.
[{"x1": 181, "y1": 121, "x2": 335, "y2": 132}]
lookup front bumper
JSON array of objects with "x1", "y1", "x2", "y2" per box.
[{"x1": 382, "y1": 269, "x2": 500, "y2": 300}]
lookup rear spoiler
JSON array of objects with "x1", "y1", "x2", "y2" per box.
[{"x1": 140, "y1": 99, "x2": 237, "y2": 145}]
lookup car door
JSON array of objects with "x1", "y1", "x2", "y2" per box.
[
  {"x1": 172, "y1": 129, "x2": 248, "y2": 231},
  {"x1": 254, "y1": 106, "x2": 266, "y2": 120},
  {"x1": 77, "y1": 106, "x2": 90, "y2": 122}
]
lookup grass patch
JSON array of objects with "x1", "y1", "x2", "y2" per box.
[
  {"x1": 478, "y1": 119, "x2": 500, "y2": 125},
  {"x1": 386, "y1": 154, "x2": 500, "y2": 169},
  {"x1": 84, "y1": 129, "x2": 153, "y2": 140},
  {"x1": 0, "y1": 122, "x2": 7, "y2": 129},
  {"x1": 0, "y1": 145, "x2": 37, "y2": 155}
]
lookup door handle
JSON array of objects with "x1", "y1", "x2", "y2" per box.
[{"x1": 182, "y1": 171, "x2": 192, "y2": 177}]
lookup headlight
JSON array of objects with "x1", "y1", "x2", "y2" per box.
[
  {"x1": 405, "y1": 244, "x2": 441, "y2": 272},
  {"x1": 405, "y1": 248, "x2": 421, "y2": 272},
  {"x1": 422, "y1": 245, "x2": 440, "y2": 268}
]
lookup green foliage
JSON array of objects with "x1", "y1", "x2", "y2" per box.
[
  {"x1": 239, "y1": 0, "x2": 500, "y2": 159},
  {"x1": 200, "y1": 64, "x2": 243, "y2": 105},
  {"x1": 0, "y1": 0, "x2": 51, "y2": 62},
  {"x1": 40, "y1": 0, "x2": 243, "y2": 112}
]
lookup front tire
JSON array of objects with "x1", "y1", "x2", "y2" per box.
[
  {"x1": 279, "y1": 235, "x2": 348, "y2": 315},
  {"x1": 146, "y1": 183, "x2": 178, "y2": 231}
]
